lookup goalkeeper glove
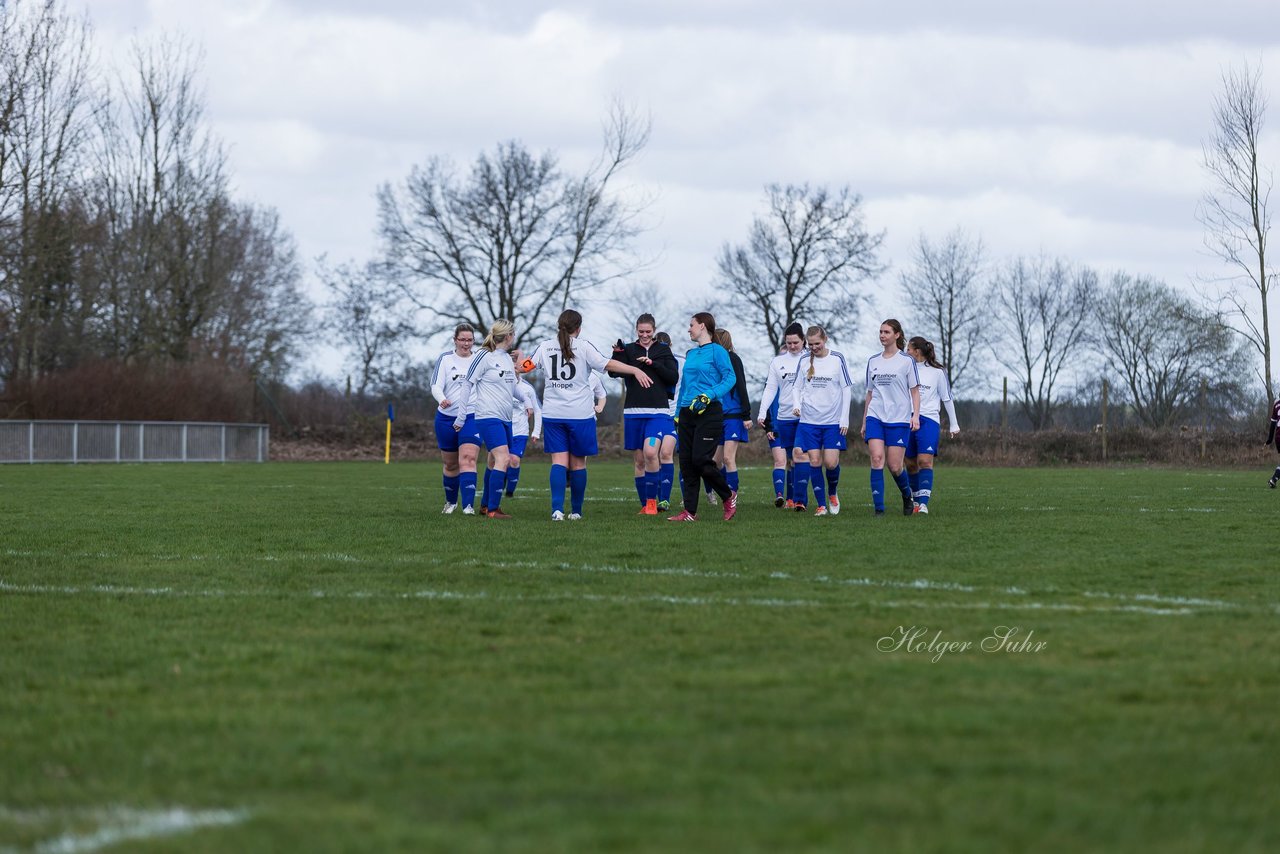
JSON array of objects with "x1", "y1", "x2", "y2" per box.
[{"x1": 688, "y1": 394, "x2": 711, "y2": 415}]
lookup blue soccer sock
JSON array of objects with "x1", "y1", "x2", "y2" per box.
[
  {"x1": 812, "y1": 475, "x2": 827, "y2": 509},
  {"x1": 644, "y1": 470, "x2": 660, "y2": 503},
  {"x1": 444, "y1": 474, "x2": 460, "y2": 504},
  {"x1": 550, "y1": 464, "x2": 567, "y2": 514},
  {"x1": 785, "y1": 466, "x2": 793, "y2": 499},
  {"x1": 870, "y1": 468, "x2": 885, "y2": 512},
  {"x1": 569, "y1": 468, "x2": 588, "y2": 514},
  {"x1": 892, "y1": 468, "x2": 912, "y2": 500},
  {"x1": 826, "y1": 464, "x2": 840, "y2": 497},
  {"x1": 793, "y1": 462, "x2": 810, "y2": 506},
  {"x1": 918, "y1": 468, "x2": 934, "y2": 506},
  {"x1": 481, "y1": 469, "x2": 494, "y2": 508},
  {"x1": 505, "y1": 466, "x2": 521, "y2": 497},
  {"x1": 908, "y1": 469, "x2": 921, "y2": 498},
  {"x1": 659, "y1": 463, "x2": 675, "y2": 503},
  {"x1": 726, "y1": 469, "x2": 739, "y2": 493},
  {"x1": 772, "y1": 467, "x2": 785, "y2": 497},
  {"x1": 487, "y1": 469, "x2": 505, "y2": 512},
  {"x1": 460, "y1": 471, "x2": 478, "y2": 509},
  {"x1": 634, "y1": 475, "x2": 646, "y2": 505}
]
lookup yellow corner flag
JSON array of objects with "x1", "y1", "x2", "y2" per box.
[{"x1": 385, "y1": 403, "x2": 394, "y2": 464}]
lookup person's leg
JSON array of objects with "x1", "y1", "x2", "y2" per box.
[
  {"x1": 458, "y1": 443, "x2": 480, "y2": 512},
  {"x1": 633, "y1": 447, "x2": 646, "y2": 505},
  {"x1": 916, "y1": 453, "x2": 935, "y2": 508},
  {"x1": 568, "y1": 455, "x2": 588, "y2": 516},
  {"x1": 676, "y1": 416, "x2": 700, "y2": 516},
  {"x1": 723, "y1": 440, "x2": 740, "y2": 494},
  {"x1": 549, "y1": 450, "x2": 569, "y2": 516},
  {"x1": 641, "y1": 437, "x2": 661, "y2": 511},
  {"x1": 824, "y1": 448, "x2": 841, "y2": 504},
  {"x1": 659, "y1": 434, "x2": 677, "y2": 508},
  {"x1": 694, "y1": 408, "x2": 732, "y2": 502},
  {"x1": 886, "y1": 444, "x2": 912, "y2": 514},
  {"x1": 867, "y1": 438, "x2": 886, "y2": 513},
  {"x1": 486, "y1": 446, "x2": 510, "y2": 514},
  {"x1": 504, "y1": 455, "x2": 522, "y2": 496},
  {"x1": 770, "y1": 446, "x2": 787, "y2": 504},
  {"x1": 807, "y1": 448, "x2": 826, "y2": 510},
  {"x1": 441, "y1": 450, "x2": 460, "y2": 506},
  {"x1": 906, "y1": 456, "x2": 920, "y2": 499}
]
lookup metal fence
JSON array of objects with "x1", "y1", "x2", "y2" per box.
[{"x1": 0, "y1": 421, "x2": 269, "y2": 464}]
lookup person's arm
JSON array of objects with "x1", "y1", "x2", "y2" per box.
[
  {"x1": 941, "y1": 372, "x2": 960, "y2": 434},
  {"x1": 604, "y1": 358, "x2": 653, "y2": 388},
  {"x1": 651, "y1": 345, "x2": 680, "y2": 387},
  {"x1": 607, "y1": 341, "x2": 633, "y2": 378},
  {"x1": 707, "y1": 346, "x2": 737, "y2": 401},
  {"x1": 838, "y1": 383, "x2": 852, "y2": 433},
  {"x1": 859, "y1": 389, "x2": 873, "y2": 439},
  {"x1": 730, "y1": 352, "x2": 752, "y2": 425},
  {"x1": 531, "y1": 394, "x2": 543, "y2": 439},
  {"x1": 1267, "y1": 415, "x2": 1278, "y2": 446},
  {"x1": 430, "y1": 357, "x2": 450, "y2": 408},
  {"x1": 788, "y1": 366, "x2": 803, "y2": 417},
  {"x1": 757, "y1": 360, "x2": 779, "y2": 423}
]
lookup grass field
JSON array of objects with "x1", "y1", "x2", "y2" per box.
[{"x1": 1, "y1": 461, "x2": 1277, "y2": 852}]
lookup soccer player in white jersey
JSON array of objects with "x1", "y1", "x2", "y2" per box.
[
  {"x1": 504, "y1": 376, "x2": 542, "y2": 499},
  {"x1": 430, "y1": 323, "x2": 478, "y2": 514},
  {"x1": 757, "y1": 322, "x2": 806, "y2": 508},
  {"x1": 860, "y1": 318, "x2": 921, "y2": 516},
  {"x1": 461, "y1": 319, "x2": 520, "y2": 519},
  {"x1": 905, "y1": 337, "x2": 960, "y2": 514},
  {"x1": 589, "y1": 373, "x2": 607, "y2": 415},
  {"x1": 1264, "y1": 397, "x2": 1280, "y2": 488},
  {"x1": 521, "y1": 309, "x2": 652, "y2": 520},
  {"x1": 789, "y1": 325, "x2": 853, "y2": 516},
  {"x1": 654, "y1": 331, "x2": 682, "y2": 511}
]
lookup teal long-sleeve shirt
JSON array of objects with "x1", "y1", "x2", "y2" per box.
[{"x1": 676, "y1": 342, "x2": 736, "y2": 410}]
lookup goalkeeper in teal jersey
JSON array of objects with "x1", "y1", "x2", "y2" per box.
[{"x1": 668, "y1": 312, "x2": 738, "y2": 522}]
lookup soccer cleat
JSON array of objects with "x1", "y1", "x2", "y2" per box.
[
  {"x1": 793, "y1": 503, "x2": 806, "y2": 513},
  {"x1": 441, "y1": 502, "x2": 457, "y2": 515},
  {"x1": 784, "y1": 499, "x2": 796, "y2": 510},
  {"x1": 505, "y1": 490, "x2": 516, "y2": 498},
  {"x1": 667, "y1": 510, "x2": 698, "y2": 522},
  {"x1": 774, "y1": 494, "x2": 786, "y2": 508},
  {"x1": 640, "y1": 499, "x2": 658, "y2": 515},
  {"x1": 705, "y1": 492, "x2": 718, "y2": 506},
  {"x1": 723, "y1": 491, "x2": 738, "y2": 521},
  {"x1": 873, "y1": 509, "x2": 885, "y2": 517},
  {"x1": 814, "y1": 506, "x2": 828, "y2": 517},
  {"x1": 828, "y1": 495, "x2": 841, "y2": 516},
  {"x1": 567, "y1": 513, "x2": 583, "y2": 521},
  {"x1": 551, "y1": 510, "x2": 565, "y2": 521},
  {"x1": 1271, "y1": 477, "x2": 1278, "y2": 489},
  {"x1": 657, "y1": 499, "x2": 670, "y2": 511},
  {"x1": 902, "y1": 491, "x2": 914, "y2": 515},
  {"x1": 479, "y1": 506, "x2": 488, "y2": 515},
  {"x1": 462, "y1": 505, "x2": 476, "y2": 516},
  {"x1": 914, "y1": 504, "x2": 930, "y2": 515},
  {"x1": 486, "y1": 509, "x2": 512, "y2": 519}
]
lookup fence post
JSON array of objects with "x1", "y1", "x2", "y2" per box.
[
  {"x1": 182, "y1": 424, "x2": 188, "y2": 462},
  {"x1": 1001, "y1": 377, "x2": 1008, "y2": 456},
  {"x1": 221, "y1": 424, "x2": 227, "y2": 462},
  {"x1": 1101, "y1": 379, "x2": 1108, "y2": 463},
  {"x1": 115, "y1": 423, "x2": 121, "y2": 462},
  {"x1": 72, "y1": 422, "x2": 79, "y2": 464},
  {"x1": 1200, "y1": 378, "x2": 1208, "y2": 460},
  {"x1": 140, "y1": 423, "x2": 145, "y2": 461},
  {"x1": 28, "y1": 422, "x2": 34, "y2": 464}
]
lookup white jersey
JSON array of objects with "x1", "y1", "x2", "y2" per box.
[
  {"x1": 791, "y1": 350, "x2": 854, "y2": 428},
  {"x1": 430, "y1": 350, "x2": 473, "y2": 418},
  {"x1": 589, "y1": 374, "x2": 606, "y2": 409},
  {"x1": 865, "y1": 351, "x2": 920, "y2": 424},
  {"x1": 529, "y1": 337, "x2": 611, "y2": 420},
  {"x1": 915, "y1": 363, "x2": 957, "y2": 426},
  {"x1": 464, "y1": 348, "x2": 517, "y2": 421},
  {"x1": 512, "y1": 379, "x2": 542, "y2": 438},
  {"x1": 758, "y1": 350, "x2": 805, "y2": 423}
]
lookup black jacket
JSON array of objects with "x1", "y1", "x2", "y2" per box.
[
  {"x1": 609, "y1": 340, "x2": 680, "y2": 411},
  {"x1": 722, "y1": 351, "x2": 752, "y2": 418}
]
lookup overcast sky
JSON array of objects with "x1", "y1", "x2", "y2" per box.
[{"x1": 82, "y1": 0, "x2": 1280, "y2": 382}]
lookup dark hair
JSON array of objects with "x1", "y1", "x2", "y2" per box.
[
  {"x1": 908, "y1": 336, "x2": 944, "y2": 369},
  {"x1": 805, "y1": 324, "x2": 828, "y2": 378},
  {"x1": 713, "y1": 328, "x2": 733, "y2": 351},
  {"x1": 882, "y1": 318, "x2": 906, "y2": 352},
  {"x1": 783, "y1": 321, "x2": 804, "y2": 339},
  {"x1": 636, "y1": 313, "x2": 656, "y2": 329},
  {"x1": 557, "y1": 309, "x2": 582, "y2": 360},
  {"x1": 693, "y1": 312, "x2": 716, "y2": 337},
  {"x1": 454, "y1": 323, "x2": 475, "y2": 339},
  {"x1": 655, "y1": 331, "x2": 671, "y2": 346}
]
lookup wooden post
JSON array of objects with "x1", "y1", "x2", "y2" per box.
[
  {"x1": 1001, "y1": 377, "x2": 1008, "y2": 456},
  {"x1": 1200, "y1": 378, "x2": 1208, "y2": 460},
  {"x1": 1101, "y1": 378, "x2": 1108, "y2": 463}
]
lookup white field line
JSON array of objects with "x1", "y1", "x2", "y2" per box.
[
  {"x1": 0, "y1": 578, "x2": 1246, "y2": 617},
  {"x1": 3, "y1": 547, "x2": 1267, "y2": 613},
  {"x1": 0, "y1": 806, "x2": 247, "y2": 854}
]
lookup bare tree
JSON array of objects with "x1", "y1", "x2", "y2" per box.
[
  {"x1": 0, "y1": 0, "x2": 97, "y2": 383},
  {"x1": 318, "y1": 258, "x2": 415, "y2": 398},
  {"x1": 1095, "y1": 273, "x2": 1251, "y2": 427},
  {"x1": 990, "y1": 256, "x2": 1098, "y2": 430},
  {"x1": 376, "y1": 100, "x2": 650, "y2": 349},
  {"x1": 899, "y1": 228, "x2": 987, "y2": 389},
  {"x1": 1200, "y1": 61, "x2": 1275, "y2": 402},
  {"x1": 716, "y1": 183, "x2": 886, "y2": 354}
]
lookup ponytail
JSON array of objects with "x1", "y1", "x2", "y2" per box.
[
  {"x1": 908, "y1": 336, "x2": 944, "y2": 369},
  {"x1": 805, "y1": 325, "x2": 827, "y2": 378},
  {"x1": 557, "y1": 309, "x2": 581, "y2": 361},
  {"x1": 482, "y1": 319, "x2": 515, "y2": 351}
]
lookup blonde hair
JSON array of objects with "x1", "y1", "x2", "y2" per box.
[
  {"x1": 481, "y1": 319, "x2": 515, "y2": 351},
  {"x1": 806, "y1": 325, "x2": 827, "y2": 378},
  {"x1": 713, "y1": 328, "x2": 733, "y2": 351}
]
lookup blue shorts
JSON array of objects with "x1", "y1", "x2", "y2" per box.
[
  {"x1": 475, "y1": 418, "x2": 512, "y2": 451},
  {"x1": 865, "y1": 416, "x2": 910, "y2": 449},
  {"x1": 797, "y1": 422, "x2": 847, "y2": 452},
  {"x1": 509, "y1": 435, "x2": 529, "y2": 457},
  {"x1": 623, "y1": 414, "x2": 674, "y2": 450},
  {"x1": 768, "y1": 418, "x2": 799, "y2": 451},
  {"x1": 721, "y1": 416, "x2": 750, "y2": 444},
  {"x1": 438, "y1": 412, "x2": 482, "y2": 449},
  {"x1": 906, "y1": 416, "x2": 941, "y2": 458},
  {"x1": 543, "y1": 417, "x2": 599, "y2": 457}
]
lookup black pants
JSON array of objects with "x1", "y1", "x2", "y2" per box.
[{"x1": 677, "y1": 400, "x2": 731, "y2": 514}]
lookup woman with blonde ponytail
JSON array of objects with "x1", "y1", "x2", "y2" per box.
[
  {"x1": 460, "y1": 319, "x2": 520, "y2": 519},
  {"x1": 788, "y1": 325, "x2": 853, "y2": 516},
  {"x1": 522, "y1": 309, "x2": 653, "y2": 520},
  {"x1": 860, "y1": 318, "x2": 921, "y2": 516}
]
